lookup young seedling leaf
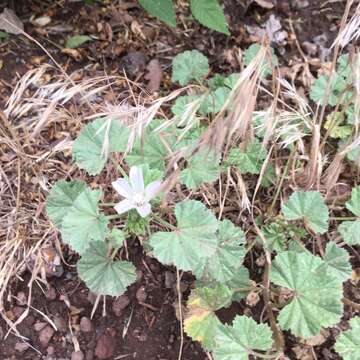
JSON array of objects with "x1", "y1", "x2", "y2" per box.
[
  {"x1": 190, "y1": 0, "x2": 229, "y2": 35},
  {"x1": 107, "y1": 228, "x2": 126, "y2": 250},
  {"x1": 282, "y1": 191, "x2": 329, "y2": 234},
  {"x1": 72, "y1": 118, "x2": 130, "y2": 175},
  {"x1": 322, "y1": 242, "x2": 352, "y2": 282},
  {"x1": 226, "y1": 139, "x2": 267, "y2": 175},
  {"x1": 270, "y1": 251, "x2": 343, "y2": 338},
  {"x1": 149, "y1": 200, "x2": 218, "y2": 271},
  {"x1": 259, "y1": 222, "x2": 287, "y2": 252},
  {"x1": 213, "y1": 315, "x2": 273, "y2": 360},
  {"x1": 334, "y1": 317, "x2": 360, "y2": 360},
  {"x1": 61, "y1": 188, "x2": 109, "y2": 254},
  {"x1": 338, "y1": 186, "x2": 360, "y2": 245},
  {"x1": 180, "y1": 147, "x2": 220, "y2": 189},
  {"x1": 138, "y1": 0, "x2": 176, "y2": 27},
  {"x1": 66, "y1": 35, "x2": 92, "y2": 49},
  {"x1": 194, "y1": 219, "x2": 246, "y2": 283},
  {"x1": 77, "y1": 241, "x2": 136, "y2": 296},
  {"x1": 46, "y1": 180, "x2": 87, "y2": 228},
  {"x1": 172, "y1": 50, "x2": 209, "y2": 85},
  {"x1": 184, "y1": 284, "x2": 233, "y2": 350}
]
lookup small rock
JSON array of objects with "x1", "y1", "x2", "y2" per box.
[
  {"x1": 45, "y1": 286, "x2": 57, "y2": 300},
  {"x1": 80, "y1": 317, "x2": 92, "y2": 333},
  {"x1": 39, "y1": 325, "x2": 55, "y2": 347},
  {"x1": 95, "y1": 332, "x2": 116, "y2": 359},
  {"x1": 119, "y1": 51, "x2": 147, "y2": 79},
  {"x1": 53, "y1": 316, "x2": 67, "y2": 332},
  {"x1": 112, "y1": 295, "x2": 130, "y2": 317},
  {"x1": 302, "y1": 41, "x2": 317, "y2": 56},
  {"x1": 164, "y1": 271, "x2": 175, "y2": 288},
  {"x1": 15, "y1": 342, "x2": 30, "y2": 352},
  {"x1": 71, "y1": 350, "x2": 85, "y2": 360},
  {"x1": 16, "y1": 291, "x2": 27, "y2": 306},
  {"x1": 291, "y1": 0, "x2": 309, "y2": 9},
  {"x1": 136, "y1": 286, "x2": 147, "y2": 303}
]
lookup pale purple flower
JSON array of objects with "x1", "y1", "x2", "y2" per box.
[{"x1": 112, "y1": 166, "x2": 161, "y2": 218}]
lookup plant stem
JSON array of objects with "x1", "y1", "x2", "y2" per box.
[
  {"x1": 152, "y1": 214, "x2": 177, "y2": 231},
  {"x1": 177, "y1": 269, "x2": 184, "y2": 360},
  {"x1": 107, "y1": 214, "x2": 123, "y2": 220},
  {"x1": 100, "y1": 202, "x2": 117, "y2": 206},
  {"x1": 330, "y1": 216, "x2": 358, "y2": 221}
]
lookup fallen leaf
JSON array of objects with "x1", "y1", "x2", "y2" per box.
[
  {"x1": 61, "y1": 48, "x2": 82, "y2": 61},
  {"x1": 0, "y1": 8, "x2": 24, "y2": 35},
  {"x1": 253, "y1": 0, "x2": 274, "y2": 8},
  {"x1": 145, "y1": 59, "x2": 163, "y2": 93},
  {"x1": 65, "y1": 35, "x2": 92, "y2": 49}
]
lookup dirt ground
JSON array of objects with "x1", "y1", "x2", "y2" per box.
[{"x1": 0, "y1": 0, "x2": 359, "y2": 359}]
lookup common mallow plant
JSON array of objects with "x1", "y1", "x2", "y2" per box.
[{"x1": 45, "y1": 48, "x2": 359, "y2": 359}]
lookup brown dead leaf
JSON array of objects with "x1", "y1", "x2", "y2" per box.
[
  {"x1": 131, "y1": 20, "x2": 146, "y2": 40},
  {"x1": 351, "y1": 268, "x2": 360, "y2": 284},
  {"x1": 61, "y1": 48, "x2": 82, "y2": 61},
  {"x1": 292, "y1": 345, "x2": 314, "y2": 360},
  {"x1": 303, "y1": 330, "x2": 328, "y2": 346},
  {"x1": 246, "y1": 291, "x2": 260, "y2": 307},
  {"x1": 0, "y1": 8, "x2": 24, "y2": 35},
  {"x1": 252, "y1": 0, "x2": 274, "y2": 9},
  {"x1": 145, "y1": 59, "x2": 163, "y2": 93}
]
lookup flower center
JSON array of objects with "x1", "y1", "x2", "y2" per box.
[{"x1": 133, "y1": 192, "x2": 146, "y2": 206}]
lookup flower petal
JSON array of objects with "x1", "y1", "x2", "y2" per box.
[
  {"x1": 145, "y1": 180, "x2": 162, "y2": 201},
  {"x1": 114, "y1": 199, "x2": 135, "y2": 215},
  {"x1": 112, "y1": 178, "x2": 133, "y2": 198},
  {"x1": 129, "y1": 166, "x2": 144, "y2": 192},
  {"x1": 136, "y1": 203, "x2": 151, "y2": 218}
]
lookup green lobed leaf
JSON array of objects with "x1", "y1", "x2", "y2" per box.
[
  {"x1": 107, "y1": 228, "x2": 126, "y2": 250},
  {"x1": 190, "y1": 0, "x2": 229, "y2": 35},
  {"x1": 213, "y1": 315, "x2": 273, "y2": 360},
  {"x1": 282, "y1": 191, "x2": 329, "y2": 234},
  {"x1": 243, "y1": 44, "x2": 278, "y2": 78},
  {"x1": 226, "y1": 266, "x2": 252, "y2": 302},
  {"x1": 199, "y1": 87, "x2": 231, "y2": 115},
  {"x1": 61, "y1": 188, "x2": 109, "y2": 254},
  {"x1": 149, "y1": 200, "x2": 218, "y2": 271},
  {"x1": 334, "y1": 317, "x2": 360, "y2": 360},
  {"x1": 339, "y1": 220, "x2": 360, "y2": 246},
  {"x1": 322, "y1": 242, "x2": 352, "y2": 282},
  {"x1": 180, "y1": 147, "x2": 220, "y2": 189},
  {"x1": 0, "y1": 31, "x2": 9, "y2": 39},
  {"x1": 46, "y1": 180, "x2": 87, "y2": 228},
  {"x1": 346, "y1": 185, "x2": 360, "y2": 216},
  {"x1": 194, "y1": 219, "x2": 246, "y2": 283},
  {"x1": 208, "y1": 74, "x2": 226, "y2": 89},
  {"x1": 184, "y1": 284, "x2": 233, "y2": 350},
  {"x1": 270, "y1": 251, "x2": 343, "y2": 338},
  {"x1": 66, "y1": 35, "x2": 92, "y2": 48},
  {"x1": 171, "y1": 95, "x2": 200, "y2": 118},
  {"x1": 172, "y1": 50, "x2": 209, "y2": 86},
  {"x1": 259, "y1": 222, "x2": 287, "y2": 253},
  {"x1": 125, "y1": 122, "x2": 172, "y2": 171},
  {"x1": 72, "y1": 118, "x2": 130, "y2": 175},
  {"x1": 226, "y1": 139, "x2": 267, "y2": 175},
  {"x1": 138, "y1": 0, "x2": 176, "y2": 27},
  {"x1": 77, "y1": 241, "x2": 137, "y2": 296}
]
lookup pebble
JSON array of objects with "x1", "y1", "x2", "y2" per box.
[
  {"x1": 119, "y1": 51, "x2": 147, "y2": 78},
  {"x1": 71, "y1": 350, "x2": 85, "y2": 360},
  {"x1": 94, "y1": 332, "x2": 116, "y2": 359},
  {"x1": 39, "y1": 325, "x2": 55, "y2": 347},
  {"x1": 135, "y1": 286, "x2": 147, "y2": 303},
  {"x1": 15, "y1": 342, "x2": 30, "y2": 352},
  {"x1": 112, "y1": 295, "x2": 130, "y2": 317},
  {"x1": 80, "y1": 317, "x2": 92, "y2": 333},
  {"x1": 302, "y1": 41, "x2": 317, "y2": 56}
]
